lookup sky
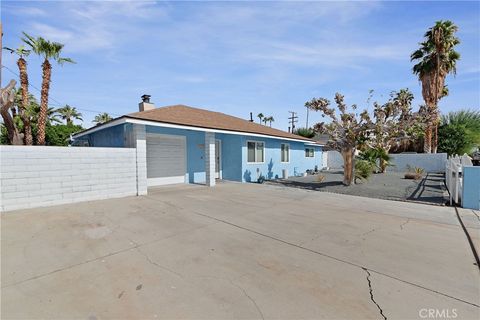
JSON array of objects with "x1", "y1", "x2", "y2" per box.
[{"x1": 1, "y1": 0, "x2": 479, "y2": 130}]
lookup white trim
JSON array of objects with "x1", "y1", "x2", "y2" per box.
[
  {"x1": 246, "y1": 140, "x2": 265, "y2": 164},
  {"x1": 305, "y1": 147, "x2": 315, "y2": 158},
  {"x1": 73, "y1": 116, "x2": 320, "y2": 144},
  {"x1": 147, "y1": 176, "x2": 185, "y2": 186},
  {"x1": 280, "y1": 143, "x2": 290, "y2": 163}
]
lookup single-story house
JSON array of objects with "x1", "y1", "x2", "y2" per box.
[{"x1": 72, "y1": 96, "x2": 323, "y2": 188}]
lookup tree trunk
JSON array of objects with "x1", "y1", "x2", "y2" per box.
[
  {"x1": 342, "y1": 148, "x2": 355, "y2": 186},
  {"x1": 0, "y1": 79, "x2": 23, "y2": 145},
  {"x1": 424, "y1": 125, "x2": 432, "y2": 153},
  {"x1": 431, "y1": 123, "x2": 438, "y2": 153},
  {"x1": 37, "y1": 59, "x2": 51, "y2": 145},
  {"x1": 17, "y1": 57, "x2": 33, "y2": 145},
  {"x1": 379, "y1": 158, "x2": 387, "y2": 173}
]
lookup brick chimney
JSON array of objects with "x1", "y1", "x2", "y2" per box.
[{"x1": 139, "y1": 94, "x2": 155, "y2": 112}]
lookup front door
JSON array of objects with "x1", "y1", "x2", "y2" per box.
[{"x1": 215, "y1": 140, "x2": 221, "y2": 179}]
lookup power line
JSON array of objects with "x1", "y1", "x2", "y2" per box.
[{"x1": 1, "y1": 65, "x2": 123, "y2": 116}]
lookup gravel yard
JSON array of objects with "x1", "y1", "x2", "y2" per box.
[{"x1": 267, "y1": 170, "x2": 449, "y2": 205}]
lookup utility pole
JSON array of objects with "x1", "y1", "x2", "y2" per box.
[
  {"x1": 288, "y1": 111, "x2": 298, "y2": 133},
  {"x1": 305, "y1": 105, "x2": 309, "y2": 128}
]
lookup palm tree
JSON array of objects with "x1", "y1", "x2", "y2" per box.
[
  {"x1": 26, "y1": 103, "x2": 61, "y2": 126},
  {"x1": 257, "y1": 113, "x2": 264, "y2": 124},
  {"x1": 265, "y1": 116, "x2": 274, "y2": 127},
  {"x1": 411, "y1": 20, "x2": 460, "y2": 153},
  {"x1": 93, "y1": 112, "x2": 112, "y2": 125},
  {"x1": 4, "y1": 45, "x2": 33, "y2": 144},
  {"x1": 22, "y1": 32, "x2": 75, "y2": 145},
  {"x1": 438, "y1": 109, "x2": 480, "y2": 155},
  {"x1": 57, "y1": 104, "x2": 82, "y2": 125}
]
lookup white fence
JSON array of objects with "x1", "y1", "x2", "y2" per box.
[
  {"x1": 445, "y1": 154, "x2": 473, "y2": 206},
  {"x1": 0, "y1": 146, "x2": 141, "y2": 212}
]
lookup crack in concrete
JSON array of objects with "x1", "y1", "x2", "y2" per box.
[
  {"x1": 192, "y1": 275, "x2": 265, "y2": 320},
  {"x1": 400, "y1": 218, "x2": 410, "y2": 230},
  {"x1": 472, "y1": 210, "x2": 480, "y2": 224},
  {"x1": 230, "y1": 280, "x2": 265, "y2": 320},
  {"x1": 362, "y1": 268, "x2": 387, "y2": 320},
  {"x1": 136, "y1": 247, "x2": 184, "y2": 279}
]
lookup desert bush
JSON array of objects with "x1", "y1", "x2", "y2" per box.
[
  {"x1": 354, "y1": 160, "x2": 374, "y2": 183},
  {"x1": 404, "y1": 165, "x2": 425, "y2": 180}
]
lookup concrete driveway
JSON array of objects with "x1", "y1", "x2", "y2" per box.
[{"x1": 1, "y1": 182, "x2": 479, "y2": 319}]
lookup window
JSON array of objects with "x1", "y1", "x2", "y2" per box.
[
  {"x1": 305, "y1": 148, "x2": 314, "y2": 157},
  {"x1": 281, "y1": 143, "x2": 290, "y2": 162},
  {"x1": 247, "y1": 141, "x2": 264, "y2": 163}
]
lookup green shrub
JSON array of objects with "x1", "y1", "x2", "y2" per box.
[
  {"x1": 354, "y1": 160, "x2": 374, "y2": 183},
  {"x1": 294, "y1": 127, "x2": 316, "y2": 138}
]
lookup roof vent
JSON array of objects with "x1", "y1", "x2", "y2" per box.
[{"x1": 139, "y1": 94, "x2": 155, "y2": 112}]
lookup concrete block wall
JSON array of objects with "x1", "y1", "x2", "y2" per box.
[
  {"x1": 325, "y1": 151, "x2": 447, "y2": 173},
  {"x1": 389, "y1": 153, "x2": 447, "y2": 173},
  {"x1": 0, "y1": 146, "x2": 139, "y2": 212},
  {"x1": 205, "y1": 132, "x2": 215, "y2": 187},
  {"x1": 326, "y1": 150, "x2": 344, "y2": 169}
]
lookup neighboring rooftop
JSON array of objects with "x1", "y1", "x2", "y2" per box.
[{"x1": 126, "y1": 104, "x2": 313, "y2": 142}]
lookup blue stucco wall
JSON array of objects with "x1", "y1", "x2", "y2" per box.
[
  {"x1": 462, "y1": 166, "x2": 480, "y2": 210},
  {"x1": 79, "y1": 123, "x2": 322, "y2": 184},
  {"x1": 76, "y1": 124, "x2": 127, "y2": 147},
  {"x1": 240, "y1": 135, "x2": 322, "y2": 182},
  {"x1": 215, "y1": 133, "x2": 243, "y2": 181}
]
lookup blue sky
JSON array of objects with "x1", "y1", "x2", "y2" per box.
[{"x1": 2, "y1": 1, "x2": 479, "y2": 130}]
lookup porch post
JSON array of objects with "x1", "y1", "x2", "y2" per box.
[
  {"x1": 133, "y1": 124, "x2": 148, "y2": 195},
  {"x1": 205, "y1": 132, "x2": 216, "y2": 187}
]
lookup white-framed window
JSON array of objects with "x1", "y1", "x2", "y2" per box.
[
  {"x1": 281, "y1": 143, "x2": 290, "y2": 163},
  {"x1": 305, "y1": 148, "x2": 314, "y2": 158},
  {"x1": 247, "y1": 140, "x2": 265, "y2": 163}
]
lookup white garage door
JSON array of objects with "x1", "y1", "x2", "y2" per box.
[{"x1": 146, "y1": 134, "x2": 186, "y2": 186}]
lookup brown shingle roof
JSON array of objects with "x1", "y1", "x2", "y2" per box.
[{"x1": 126, "y1": 105, "x2": 313, "y2": 142}]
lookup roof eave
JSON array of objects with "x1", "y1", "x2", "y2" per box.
[{"x1": 73, "y1": 115, "x2": 314, "y2": 143}]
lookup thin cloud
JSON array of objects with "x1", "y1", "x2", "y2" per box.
[{"x1": 26, "y1": 1, "x2": 167, "y2": 54}]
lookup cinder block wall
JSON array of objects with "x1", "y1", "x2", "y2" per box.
[
  {"x1": 389, "y1": 153, "x2": 447, "y2": 173},
  {"x1": 325, "y1": 151, "x2": 447, "y2": 173},
  {"x1": 0, "y1": 146, "x2": 139, "y2": 212}
]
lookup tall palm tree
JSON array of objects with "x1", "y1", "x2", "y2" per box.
[
  {"x1": 257, "y1": 113, "x2": 264, "y2": 124},
  {"x1": 265, "y1": 116, "x2": 274, "y2": 127},
  {"x1": 411, "y1": 20, "x2": 460, "y2": 153},
  {"x1": 22, "y1": 32, "x2": 75, "y2": 145},
  {"x1": 57, "y1": 104, "x2": 82, "y2": 125},
  {"x1": 26, "y1": 103, "x2": 61, "y2": 126},
  {"x1": 93, "y1": 112, "x2": 112, "y2": 125},
  {"x1": 3, "y1": 45, "x2": 33, "y2": 144}
]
